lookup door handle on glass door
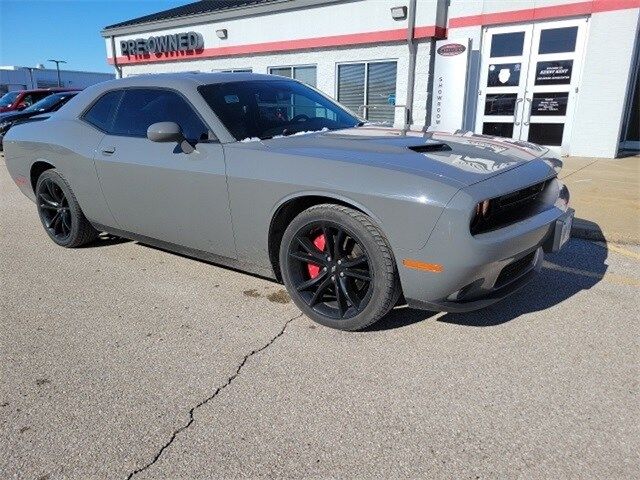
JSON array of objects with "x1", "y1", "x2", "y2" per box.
[
  {"x1": 514, "y1": 98, "x2": 524, "y2": 125},
  {"x1": 101, "y1": 147, "x2": 116, "y2": 155},
  {"x1": 523, "y1": 98, "x2": 532, "y2": 126}
]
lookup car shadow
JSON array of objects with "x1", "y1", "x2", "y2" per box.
[
  {"x1": 80, "y1": 232, "x2": 131, "y2": 248},
  {"x1": 101, "y1": 224, "x2": 608, "y2": 331},
  {"x1": 368, "y1": 230, "x2": 608, "y2": 331}
]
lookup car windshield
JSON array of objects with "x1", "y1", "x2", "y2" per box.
[
  {"x1": 198, "y1": 79, "x2": 361, "y2": 141},
  {"x1": 24, "y1": 93, "x2": 72, "y2": 113},
  {"x1": 0, "y1": 91, "x2": 21, "y2": 107}
]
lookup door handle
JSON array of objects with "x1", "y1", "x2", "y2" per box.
[
  {"x1": 101, "y1": 146, "x2": 116, "y2": 155},
  {"x1": 513, "y1": 98, "x2": 524, "y2": 125},
  {"x1": 523, "y1": 98, "x2": 532, "y2": 126}
]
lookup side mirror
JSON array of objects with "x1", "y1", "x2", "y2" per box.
[
  {"x1": 147, "y1": 121, "x2": 195, "y2": 153},
  {"x1": 147, "y1": 121, "x2": 183, "y2": 143}
]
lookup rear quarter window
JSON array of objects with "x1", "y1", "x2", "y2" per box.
[
  {"x1": 110, "y1": 88, "x2": 208, "y2": 141},
  {"x1": 82, "y1": 90, "x2": 123, "y2": 133}
]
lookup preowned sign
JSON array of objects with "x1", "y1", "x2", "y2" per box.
[{"x1": 121, "y1": 32, "x2": 204, "y2": 56}]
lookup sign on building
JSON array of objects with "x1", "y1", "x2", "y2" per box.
[{"x1": 430, "y1": 38, "x2": 470, "y2": 132}]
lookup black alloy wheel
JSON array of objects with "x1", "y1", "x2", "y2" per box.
[
  {"x1": 35, "y1": 169, "x2": 98, "y2": 248},
  {"x1": 280, "y1": 204, "x2": 400, "y2": 331},
  {"x1": 288, "y1": 222, "x2": 373, "y2": 320},
  {"x1": 38, "y1": 178, "x2": 72, "y2": 242}
]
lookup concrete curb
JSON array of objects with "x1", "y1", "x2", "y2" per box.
[{"x1": 571, "y1": 224, "x2": 640, "y2": 246}]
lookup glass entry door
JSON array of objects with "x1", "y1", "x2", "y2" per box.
[{"x1": 476, "y1": 18, "x2": 588, "y2": 154}]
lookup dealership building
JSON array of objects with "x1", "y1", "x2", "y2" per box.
[{"x1": 102, "y1": 0, "x2": 639, "y2": 158}]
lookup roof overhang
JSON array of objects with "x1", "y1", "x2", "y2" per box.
[{"x1": 101, "y1": 0, "x2": 349, "y2": 37}]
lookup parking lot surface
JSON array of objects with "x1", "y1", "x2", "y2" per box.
[{"x1": 1, "y1": 158, "x2": 638, "y2": 479}]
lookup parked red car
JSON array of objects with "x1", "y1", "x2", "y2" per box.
[{"x1": 0, "y1": 88, "x2": 77, "y2": 113}]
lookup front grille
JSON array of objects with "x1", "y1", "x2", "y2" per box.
[
  {"x1": 471, "y1": 179, "x2": 552, "y2": 234},
  {"x1": 495, "y1": 181, "x2": 547, "y2": 211},
  {"x1": 495, "y1": 251, "x2": 536, "y2": 288}
]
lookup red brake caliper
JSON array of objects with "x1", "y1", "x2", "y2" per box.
[{"x1": 307, "y1": 233, "x2": 326, "y2": 279}]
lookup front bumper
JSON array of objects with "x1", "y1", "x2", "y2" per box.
[
  {"x1": 407, "y1": 246, "x2": 544, "y2": 312},
  {"x1": 398, "y1": 162, "x2": 571, "y2": 313}
]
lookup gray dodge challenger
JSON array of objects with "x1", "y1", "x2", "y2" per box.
[{"x1": 3, "y1": 73, "x2": 573, "y2": 330}]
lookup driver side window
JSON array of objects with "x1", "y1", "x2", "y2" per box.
[{"x1": 111, "y1": 89, "x2": 209, "y2": 141}]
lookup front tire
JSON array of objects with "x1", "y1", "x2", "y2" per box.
[
  {"x1": 35, "y1": 169, "x2": 98, "y2": 247},
  {"x1": 280, "y1": 204, "x2": 400, "y2": 331}
]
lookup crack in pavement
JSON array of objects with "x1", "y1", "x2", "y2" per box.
[{"x1": 126, "y1": 313, "x2": 303, "y2": 479}]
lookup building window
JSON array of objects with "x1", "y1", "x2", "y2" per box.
[
  {"x1": 268, "y1": 65, "x2": 317, "y2": 87},
  {"x1": 219, "y1": 68, "x2": 253, "y2": 73},
  {"x1": 337, "y1": 61, "x2": 397, "y2": 124}
]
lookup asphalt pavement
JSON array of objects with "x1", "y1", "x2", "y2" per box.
[{"x1": 1, "y1": 157, "x2": 638, "y2": 479}]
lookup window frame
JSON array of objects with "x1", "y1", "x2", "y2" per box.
[
  {"x1": 267, "y1": 64, "x2": 317, "y2": 85},
  {"x1": 334, "y1": 59, "x2": 398, "y2": 121},
  {"x1": 80, "y1": 86, "x2": 215, "y2": 142},
  {"x1": 79, "y1": 89, "x2": 124, "y2": 134}
]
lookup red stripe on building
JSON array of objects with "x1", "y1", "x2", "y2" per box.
[
  {"x1": 449, "y1": 0, "x2": 640, "y2": 28},
  {"x1": 108, "y1": 25, "x2": 446, "y2": 66}
]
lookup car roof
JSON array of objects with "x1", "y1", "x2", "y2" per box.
[
  {"x1": 45, "y1": 91, "x2": 79, "y2": 98},
  {"x1": 94, "y1": 72, "x2": 283, "y2": 90},
  {"x1": 14, "y1": 88, "x2": 80, "y2": 94}
]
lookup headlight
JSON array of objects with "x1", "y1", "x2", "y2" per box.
[
  {"x1": 475, "y1": 199, "x2": 491, "y2": 218},
  {"x1": 470, "y1": 199, "x2": 492, "y2": 233}
]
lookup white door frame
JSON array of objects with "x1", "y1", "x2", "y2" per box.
[
  {"x1": 476, "y1": 24, "x2": 534, "y2": 141},
  {"x1": 521, "y1": 17, "x2": 589, "y2": 155},
  {"x1": 476, "y1": 17, "x2": 589, "y2": 155}
]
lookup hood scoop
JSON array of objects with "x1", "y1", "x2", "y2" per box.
[{"x1": 407, "y1": 143, "x2": 451, "y2": 153}]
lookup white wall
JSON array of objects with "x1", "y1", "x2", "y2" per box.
[
  {"x1": 106, "y1": 0, "x2": 443, "y2": 59},
  {"x1": 570, "y1": 8, "x2": 640, "y2": 157}
]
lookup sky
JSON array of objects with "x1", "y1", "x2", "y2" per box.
[{"x1": 0, "y1": 0, "x2": 186, "y2": 73}]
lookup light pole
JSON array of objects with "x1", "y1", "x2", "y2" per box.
[
  {"x1": 24, "y1": 67, "x2": 35, "y2": 89},
  {"x1": 47, "y1": 59, "x2": 67, "y2": 87}
]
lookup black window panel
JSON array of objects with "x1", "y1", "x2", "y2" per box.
[
  {"x1": 111, "y1": 89, "x2": 208, "y2": 141},
  {"x1": 625, "y1": 64, "x2": 640, "y2": 142},
  {"x1": 534, "y1": 60, "x2": 573, "y2": 85},
  {"x1": 531, "y1": 92, "x2": 568, "y2": 116},
  {"x1": 490, "y1": 32, "x2": 525, "y2": 57},
  {"x1": 539, "y1": 26, "x2": 578, "y2": 54},
  {"x1": 528, "y1": 123, "x2": 564, "y2": 146},
  {"x1": 83, "y1": 90, "x2": 123, "y2": 132},
  {"x1": 482, "y1": 122, "x2": 514, "y2": 138},
  {"x1": 482, "y1": 122, "x2": 513, "y2": 138},
  {"x1": 487, "y1": 63, "x2": 521, "y2": 87},
  {"x1": 484, "y1": 94, "x2": 518, "y2": 115}
]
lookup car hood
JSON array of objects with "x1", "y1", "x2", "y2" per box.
[
  {"x1": 257, "y1": 126, "x2": 552, "y2": 187},
  {"x1": 0, "y1": 110, "x2": 36, "y2": 123}
]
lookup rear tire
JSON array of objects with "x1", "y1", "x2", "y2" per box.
[
  {"x1": 35, "y1": 169, "x2": 99, "y2": 248},
  {"x1": 280, "y1": 204, "x2": 400, "y2": 331}
]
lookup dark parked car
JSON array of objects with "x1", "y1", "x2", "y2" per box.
[
  {"x1": 0, "y1": 88, "x2": 76, "y2": 113},
  {"x1": 0, "y1": 91, "x2": 79, "y2": 150}
]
